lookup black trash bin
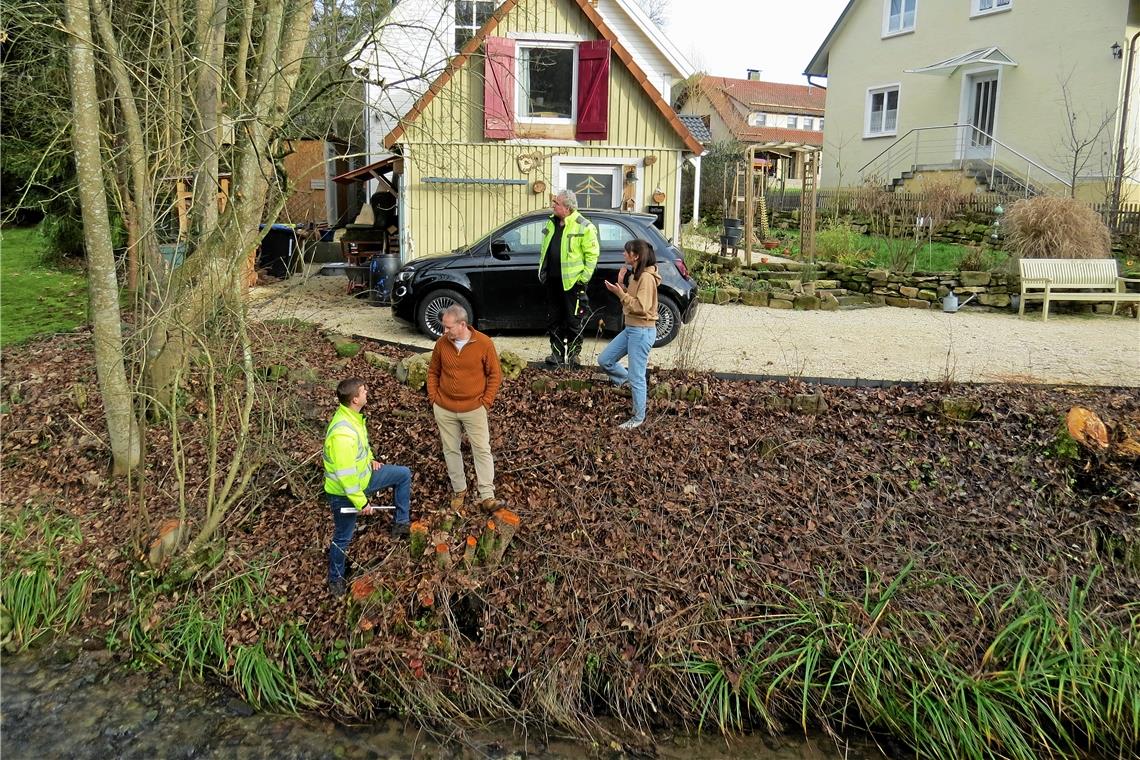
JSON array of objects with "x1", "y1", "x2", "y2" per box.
[
  {"x1": 368, "y1": 253, "x2": 401, "y2": 306},
  {"x1": 257, "y1": 224, "x2": 298, "y2": 278}
]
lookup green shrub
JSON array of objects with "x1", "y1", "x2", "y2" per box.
[{"x1": 815, "y1": 223, "x2": 862, "y2": 263}]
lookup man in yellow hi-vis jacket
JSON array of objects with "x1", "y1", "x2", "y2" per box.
[
  {"x1": 537, "y1": 188, "x2": 600, "y2": 366},
  {"x1": 324, "y1": 377, "x2": 412, "y2": 595}
]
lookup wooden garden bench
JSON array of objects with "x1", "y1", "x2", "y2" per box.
[{"x1": 1018, "y1": 258, "x2": 1140, "y2": 321}]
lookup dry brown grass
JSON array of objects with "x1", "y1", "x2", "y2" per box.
[{"x1": 1004, "y1": 196, "x2": 1112, "y2": 260}]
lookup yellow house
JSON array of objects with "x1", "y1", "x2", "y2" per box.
[
  {"x1": 805, "y1": 0, "x2": 1140, "y2": 202},
  {"x1": 371, "y1": 0, "x2": 702, "y2": 261}
]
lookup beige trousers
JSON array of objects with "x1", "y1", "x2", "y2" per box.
[{"x1": 432, "y1": 404, "x2": 495, "y2": 500}]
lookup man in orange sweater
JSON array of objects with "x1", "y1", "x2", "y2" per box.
[{"x1": 427, "y1": 304, "x2": 504, "y2": 512}]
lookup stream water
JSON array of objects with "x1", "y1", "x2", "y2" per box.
[{"x1": 1, "y1": 643, "x2": 889, "y2": 759}]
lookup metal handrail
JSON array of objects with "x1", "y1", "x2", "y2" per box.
[{"x1": 857, "y1": 124, "x2": 1072, "y2": 190}]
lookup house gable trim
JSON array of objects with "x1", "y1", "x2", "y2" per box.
[
  {"x1": 804, "y1": 0, "x2": 856, "y2": 77},
  {"x1": 382, "y1": 0, "x2": 702, "y2": 154}
]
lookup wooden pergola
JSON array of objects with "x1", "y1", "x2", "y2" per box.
[{"x1": 741, "y1": 142, "x2": 821, "y2": 265}]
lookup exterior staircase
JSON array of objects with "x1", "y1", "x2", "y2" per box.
[
  {"x1": 887, "y1": 160, "x2": 1049, "y2": 197},
  {"x1": 860, "y1": 125, "x2": 1071, "y2": 199}
]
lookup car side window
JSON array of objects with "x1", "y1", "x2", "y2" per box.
[
  {"x1": 593, "y1": 220, "x2": 635, "y2": 248},
  {"x1": 498, "y1": 219, "x2": 546, "y2": 254}
]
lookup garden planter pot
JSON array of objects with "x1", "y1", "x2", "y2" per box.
[{"x1": 763, "y1": 240, "x2": 779, "y2": 250}]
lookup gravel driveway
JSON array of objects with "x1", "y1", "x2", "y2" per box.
[{"x1": 249, "y1": 273, "x2": 1140, "y2": 387}]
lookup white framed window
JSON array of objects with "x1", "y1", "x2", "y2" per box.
[
  {"x1": 972, "y1": 0, "x2": 1011, "y2": 17},
  {"x1": 749, "y1": 112, "x2": 767, "y2": 126},
  {"x1": 786, "y1": 115, "x2": 798, "y2": 129},
  {"x1": 818, "y1": 118, "x2": 824, "y2": 131},
  {"x1": 455, "y1": 0, "x2": 496, "y2": 51},
  {"x1": 516, "y1": 42, "x2": 577, "y2": 122},
  {"x1": 559, "y1": 164, "x2": 623, "y2": 208},
  {"x1": 883, "y1": 0, "x2": 917, "y2": 36},
  {"x1": 865, "y1": 85, "x2": 899, "y2": 137},
  {"x1": 802, "y1": 117, "x2": 814, "y2": 130}
]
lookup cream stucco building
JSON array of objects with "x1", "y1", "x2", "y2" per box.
[{"x1": 805, "y1": 0, "x2": 1140, "y2": 202}]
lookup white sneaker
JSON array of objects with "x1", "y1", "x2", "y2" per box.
[{"x1": 617, "y1": 418, "x2": 643, "y2": 430}]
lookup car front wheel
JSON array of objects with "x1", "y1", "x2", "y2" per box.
[
  {"x1": 416, "y1": 288, "x2": 473, "y2": 339},
  {"x1": 654, "y1": 294, "x2": 681, "y2": 348}
]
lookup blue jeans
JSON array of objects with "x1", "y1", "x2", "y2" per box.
[
  {"x1": 326, "y1": 464, "x2": 411, "y2": 584},
  {"x1": 598, "y1": 325, "x2": 655, "y2": 423}
]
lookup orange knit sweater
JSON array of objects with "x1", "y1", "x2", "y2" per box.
[{"x1": 427, "y1": 328, "x2": 503, "y2": 412}]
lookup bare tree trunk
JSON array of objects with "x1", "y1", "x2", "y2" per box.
[
  {"x1": 63, "y1": 0, "x2": 142, "y2": 475},
  {"x1": 190, "y1": 0, "x2": 229, "y2": 236},
  {"x1": 92, "y1": 0, "x2": 162, "y2": 290},
  {"x1": 233, "y1": 0, "x2": 256, "y2": 104},
  {"x1": 145, "y1": 0, "x2": 315, "y2": 409}
]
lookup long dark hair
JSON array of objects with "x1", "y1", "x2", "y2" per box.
[{"x1": 624, "y1": 239, "x2": 656, "y2": 280}]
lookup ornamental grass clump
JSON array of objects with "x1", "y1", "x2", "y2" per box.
[{"x1": 1004, "y1": 195, "x2": 1111, "y2": 260}]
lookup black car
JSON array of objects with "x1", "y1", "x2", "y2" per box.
[{"x1": 391, "y1": 210, "x2": 698, "y2": 347}]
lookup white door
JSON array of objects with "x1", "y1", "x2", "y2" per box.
[{"x1": 964, "y1": 72, "x2": 999, "y2": 159}]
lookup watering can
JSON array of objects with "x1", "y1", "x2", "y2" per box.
[{"x1": 942, "y1": 289, "x2": 976, "y2": 313}]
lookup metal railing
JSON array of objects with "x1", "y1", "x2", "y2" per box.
[{"x1": 858, "y1": 124, "x2": 1072, "y2": 197}]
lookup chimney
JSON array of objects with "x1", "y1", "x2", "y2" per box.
[{"x1": 746, "y1": 69, "x2": 762, "y2": 81}]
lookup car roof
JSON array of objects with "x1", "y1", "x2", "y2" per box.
[{"x1": 516, "y1": 209, "x2": 659, "y2": 224}]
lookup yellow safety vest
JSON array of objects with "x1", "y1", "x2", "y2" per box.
[
  {"x1": 538, "y1": 210, "x2": 601, "y2": 291},
  {"x1": 322, "y1": 405, "x2": 372, "y2": 508}
]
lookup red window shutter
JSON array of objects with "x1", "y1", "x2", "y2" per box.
[
  {"x1": 575, "y1": 39, "x2": 610, "y2": 141},
  {"x1": 484, "y1": 36, "x2": 515, "y2": 139}
]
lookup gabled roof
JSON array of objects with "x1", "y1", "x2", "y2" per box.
[
  {"x1": 695, "y1": 75, "x2": 825, "y2": 147},
  {"x1": 804, "y1": 0, "x2": 856, "y2": 77},
  {"x1": 382, "y1": 0, "x2": 703, "y2": 154},
  {"x1": 702, "y1": 76, "x2": 825, "y2": 114}
]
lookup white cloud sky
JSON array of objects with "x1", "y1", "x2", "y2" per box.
[{"x1": 665, "y1": 0, "x2": 851, "y2": 84}]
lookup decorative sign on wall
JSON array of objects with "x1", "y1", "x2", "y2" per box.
[{"x1": 647, "y1": 204, "x2": 665, "y2": 230}]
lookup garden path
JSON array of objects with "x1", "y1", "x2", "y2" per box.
[{"x1": 249, "y1": 274, "x2": 1139, "y2": 387}]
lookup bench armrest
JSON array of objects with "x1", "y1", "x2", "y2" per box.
[{"x1": 1117, "y1": 276, "x2": 1140, "y2": 283}]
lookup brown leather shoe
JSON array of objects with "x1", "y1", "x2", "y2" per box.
[
  {"x1": 449, "y1": 490, "x2": 467, "y2": 509},
  {"x1": 480, "y1": 498, "x2": 505, "y2": 513}
]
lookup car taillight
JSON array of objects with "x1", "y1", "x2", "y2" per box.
[{"x1": 673, "y1": 256, "x2": 690, "y2": 279}]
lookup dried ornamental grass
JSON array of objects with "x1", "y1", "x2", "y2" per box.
[{"x1": 1004, "y1": 195, "x2": 1111, "y2": 260}]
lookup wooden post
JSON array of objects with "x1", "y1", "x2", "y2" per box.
[{"x1": 744, "y1": 146, "x2": 755, "y2": 267}]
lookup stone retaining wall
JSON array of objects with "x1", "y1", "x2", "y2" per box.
[{"x1": 696, "y1": 255, "x2": 1017, "y2": 312}]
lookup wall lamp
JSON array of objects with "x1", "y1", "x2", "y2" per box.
[{"x1": 1112, "y1": 42, "x2": 1123, "y2": 60}]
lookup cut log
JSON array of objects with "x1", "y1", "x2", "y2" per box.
[
  {"x1": 463, "y1": 535, "x2": 478, "y2": 567},
  {"x1": 435, "y1": 542, "x2": 452, "y2": 569},
  {"x1": 410, "y1": 521, "x2": 430, "y2": 558},
  {"x1": 490, "y1": 508, "x2": 520, "y2": 564},
  {"x1": 477, "y1": 519, "x2": 498, "y2": 563},
  {"x1": 1066, "y1": 407, "x2": 1109, "y2": 450}
]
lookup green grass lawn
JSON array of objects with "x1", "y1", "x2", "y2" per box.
[
  {"x1": 771, "y1": 229, "x2": 1009, "y2": 272},
  {"x1": 1, "y1": 228, "x2": 88, "y2": 346}
]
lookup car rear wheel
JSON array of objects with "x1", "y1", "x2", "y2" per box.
[
  {"x1": 416, "y1": 289, "x2": 473, "y2": 339},
  {"x1": 653, "y1": 294, "x2": 681, "y2": 348}
]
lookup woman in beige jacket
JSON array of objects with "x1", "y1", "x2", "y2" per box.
[{"x1": 600, "y1": 239, "x2": 660, "y2": 429}]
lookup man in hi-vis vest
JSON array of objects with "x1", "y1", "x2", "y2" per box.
[
  {"x1": 537, "y1": 188, "x2": 600, "y2": 366},
  {"x1": 323, "y1": 377, "x2": 412, "y2": 595}
]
